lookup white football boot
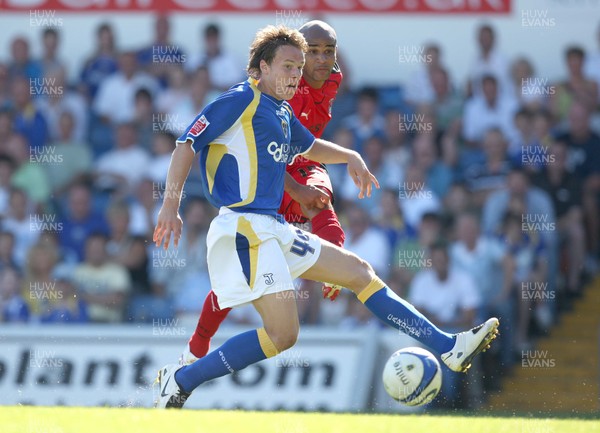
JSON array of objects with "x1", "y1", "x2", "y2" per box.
[
  {"x1": 154, "y1": 364, "x2": 191, "y2": 409},
  {"x1": 441, "y1": 317, "x2": 500, "y2": 373}
]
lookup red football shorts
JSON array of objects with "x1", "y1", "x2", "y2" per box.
[{"x1": 278, "y1": 164, "x2": 333, "y2": 224}]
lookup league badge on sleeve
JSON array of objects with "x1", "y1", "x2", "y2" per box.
[{"x1": 189, "y1": 115, "x2": 210, "y2": 137}]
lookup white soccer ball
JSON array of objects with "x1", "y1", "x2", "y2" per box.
[{"x1": 382, "y1": 347, "x2": 442, "y2": 406}]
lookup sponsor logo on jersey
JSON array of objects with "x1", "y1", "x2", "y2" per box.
[{"x1": 189, "y1": 115, "x2": 209, "y2": 137}]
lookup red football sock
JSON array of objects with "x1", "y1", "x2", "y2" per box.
[
  {"x1": 188, "y1": 290, "x2": 231, "y2": 358},
  {"x1": 311, "y1": 209, "x2": 345, "y2": 247}
]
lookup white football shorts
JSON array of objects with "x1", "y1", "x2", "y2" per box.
[{"x1": 207, "y1": 207, "x2": 322, "y2": 309}]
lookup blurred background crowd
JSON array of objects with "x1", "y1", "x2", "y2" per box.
[{"x1": 0, "y1": 15, "x2": 599, "y2": 407}]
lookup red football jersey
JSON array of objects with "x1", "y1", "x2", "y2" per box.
[{"x1": 288, "y1": 64, "x2": 342, "y2": 169}]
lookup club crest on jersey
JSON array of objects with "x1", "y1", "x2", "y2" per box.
[{"x1": 189, "y1": 115, "x2": 210, "y2": 137}]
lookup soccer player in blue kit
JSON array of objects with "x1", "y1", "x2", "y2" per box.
[{"x1": 153, "y1": 25, "x2": 499, "y2": 408}]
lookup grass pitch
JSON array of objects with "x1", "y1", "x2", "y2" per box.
[{"x1": 3, "y1": 406, "x2": 599, "y2": 433}]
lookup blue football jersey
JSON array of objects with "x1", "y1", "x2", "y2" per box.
[{"x1": 177, "y1": 78, "x2": 315, "y2": 216}]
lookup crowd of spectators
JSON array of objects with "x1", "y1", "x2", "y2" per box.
[{"x1": 1, "y1": 16, "x2": 599, "y2": 406}]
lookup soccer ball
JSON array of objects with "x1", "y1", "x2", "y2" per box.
[{"x1": 382, "y1": 347, "x2": 442, "y2": 406}]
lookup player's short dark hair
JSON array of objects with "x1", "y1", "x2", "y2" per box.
[
  {"x1": 566, "y1": 46, "x2": 585, "y2": 59},
  {"x1": 247, "y1": 25, "x2": 308, "y2": 79}
]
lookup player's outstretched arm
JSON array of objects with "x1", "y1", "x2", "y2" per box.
[
  {"x1": 153, "y1": 141, "x2": 195, "y2": 250},
  {"x1": 304, "y1": 138, "x2": 380, "y2": 199}
]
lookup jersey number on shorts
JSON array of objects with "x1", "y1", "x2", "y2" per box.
[{"x1": 290, "y1": 229, "x2": 315, "y2": 257}]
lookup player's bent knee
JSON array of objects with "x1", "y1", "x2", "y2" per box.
[
  {"x1": 264, "y1": 326, "x2": 299, "y2": 352},
  {"x1": 345, "y1": 259, "x2": 376, "y2": 292}
]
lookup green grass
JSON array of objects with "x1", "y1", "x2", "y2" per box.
[{"x1": 3, "y1": 407, "x2": 599, "y2": 433}]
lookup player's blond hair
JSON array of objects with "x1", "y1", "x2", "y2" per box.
[{"x1": 247, "y1": 25, "x2": 308, "y2": 79}]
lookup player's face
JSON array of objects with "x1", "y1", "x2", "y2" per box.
[
  {"x1": 260, "y1": 44, "x2": 304, "y2": 100},
  {"x1": 303, "y1": 37, "x2": 336, "y2": 86}
]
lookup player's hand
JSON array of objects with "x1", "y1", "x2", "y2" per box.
[
  {"x1": 322, "y1": 284, "x2": 342, "y2": 301},
  {"x1": 347, "y1": 152, "x2": 380, "y2": 198},
  {"x1": 153, "y1": 205, "x2": 183, "y2": 250}
]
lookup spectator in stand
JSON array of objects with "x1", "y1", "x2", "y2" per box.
[
  {"x1": 493, "y1": 211, "x2": 549, "y2": 351},
  {"x1": 533, "y1": 140, "x2": 585, "y2": 297},
  {"x1": 149, "y1": 198, "x2": 212, "y2": 317},
  {"x1": 482, "y1": 168, "x2": 556, "y2": 247},
  {"x1": 383, "y1": 109, "x2": 411, "y2": 171},
  {"x1": 155, "y1": 65, "x2": 189, "y2": 115},
  {"x1": 72, "y1": 232, "x2": 131, "y2": 323},
  {"x1": 555, "y1": 101, "x2": 600, "y2": 259},
  {"x1": 5, "y1": 133, "x2": 50, "y2": 206},
  {"x1": 341, "y1": 87, "x2": 386, "y2": 154},
  {"x1": 37, "y1": 68, "x2": 88, "y2": 143},
  {"x1": 106, "y1": 200, "x2": 135, "y2": 261},
  {"x1": 186, "y1": 23, "x2": 244, "y2": 91},
  {"x1": 0, "y1": 154, "x2": 16, "y2": 217},
  {"x1": 584, "y1": 22, "x2": 600, "y2": 103},
  {"x1": 168, "y1": 67, "x2": 217, "y2": 135},
  {"x1": 38, "y1": 28, "x2": 66, "y2": 78},
  {"x1": 128, "y1": 177, "x2": 161, "y2": 237},
  {"x1": 94, "y1": 122, "x2": 151, "y2": 197},
  {"x1": 59, "y1": 182, "x2": 109, "y2": 262},
  {"x1": 137, "y1": 15, "x2": 185, "y2": 89},
  {"x1": 11, "y1": 76, "x2": 49, "y2": 151},
  {"x1": 412, "y1": 132, "x2": 453, "y2": 199},
  {"x1": 393, "y1": 212, "x2": 443, "y2": 292},
  {"x1": 7, "y1": 36, "x2": 42, "y2": 81},
  {"x1": 0, "y1": 63, "x2": 11, "y2": 108},
  {"x1": 2, "y1": 188, "x2": 40, "y2": 269},
  {"x1": 45, "y1": 111, "x2": 93, "y2": 196},
  {"x1": 467, "y1": 24, "x2": 511, "y2": 99},
  {"x1": 125, "y1": 234, "x2": 173, "y2": 322},
  {"x1": 0, "y1": 231, "x2": 18, "y2": 272},
  {"x1": 80, "y1": 22, "x2": 119, "y2": 101},
  {"x1": 324, "y1": 127, "x2": 355, "y2": 192},
  {"x1": 404, "y1": 43, "x2": 444, "y2": 107},
  {"x1": 343, "y1": 203, "x2": 391, "y2": 279},
  {"x1": 452, "y1": 213, "x2": 513, "y2": 370},
  {"x1": 399, "y1": 165, "x2": 442, "y2": 232},
  {"x1": 462, "y1": 128, "x2": 512, "y2": 208},
  {"x1": 94, "y1": 51, "x2": 159, "y2": 125},
  {"x1": 509, "y1": 109, "x2": 539, "y2": 172},
  {"x1": 510, "y1": 57, "x2": 547, "y2": 111},
  {"x1": 482, "y1": 168, "x2": 557, "y2": 313},
  {"x1": 22, "y1": 242, "x2": 60, "y2": 320},
  {"x1": 429, "y1": 67, "x2": 463, "y2": 136},
  {"x1": 40, "y1": 265, "x2": 89, "y2": 324},
  {"x1": 462, "y1": 74, "x2": 519, "y2": 145},
  {"x1": 442, "y1": 182, "x2": 474, "y2": 230},
  {"x1": 373, "y1": 188, "x2": 406, "y2": 252},
  {"x1": 132, "y1": 88, "x2": 155, "y2": 151},
  {"x1": 409, "y1": 239, "x2": 481, "y2": 407},
  {"x1": 146, "y1": 131, "x2": 175, "y2": 184},
  {"x1": 0, "y1": 108, "x2": 15, "y2": 145},
  {"x1": 0, "y1": 266, "x2": 28, "y2": 322},
  {"x1": 340, "y1": 134, "x2": 402, "y2": 215},
  {"x1": 551, "y1": 46, "x2": 598, "y2": 123}
]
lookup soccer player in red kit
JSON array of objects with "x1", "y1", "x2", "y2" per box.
[{"x1": 181, "y1": 20, "x2": 345, "y2": 363}]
